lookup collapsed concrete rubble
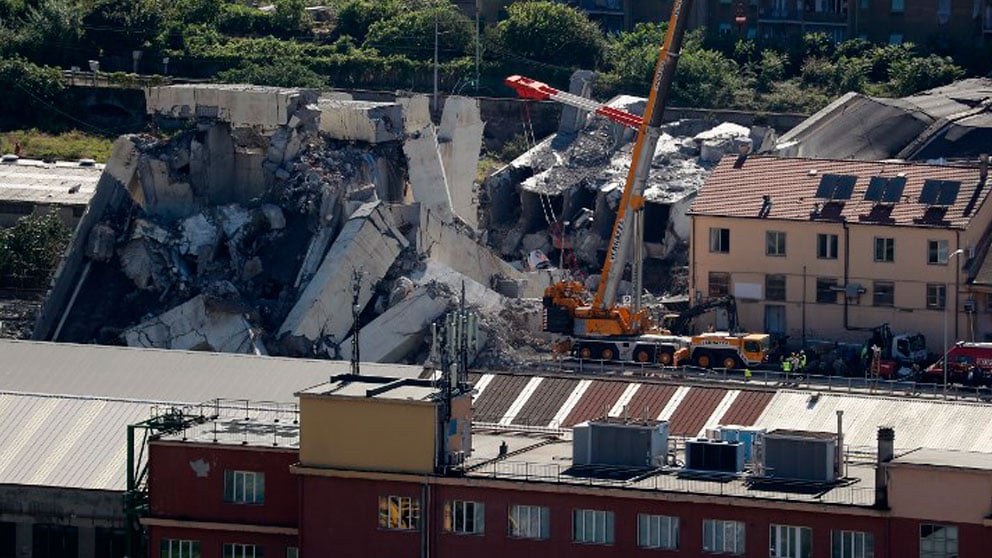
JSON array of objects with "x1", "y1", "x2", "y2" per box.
[
  {"x1": 480, "y1": 90, "x2": 776, "y2": 297},
  {"x1": 32, "y1": 84, "x2": 549, "y2": 365}
]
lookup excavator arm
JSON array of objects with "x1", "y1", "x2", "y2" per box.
[{"x1": 665, "y1": 295, "x2": 739, "y2": 336}]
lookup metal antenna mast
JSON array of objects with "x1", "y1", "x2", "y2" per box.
[{"x1": 350, "y1": 268, "x2": 363, "y2": 376}]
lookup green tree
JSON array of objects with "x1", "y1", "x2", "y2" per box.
[
  {"x1": 272, "y1": 0, "x2": 311, "y2": 37},
  {"x1": 82, "y1": 0, "x2": 167, "y2": 52},
  {"x1": 671, "y1": 46, "x2": 741, "y2": 108},
  {"x1": 756, "y1": 49, "x2": 787, "y2": 92},
  {"x1": 0, "y1": 210, "x2": 70, "y2": 287},
  {"x1": 334, "y1": 0, "x2": 404, "y2": 43},
  {"x1": 6, "y1": 0, "x2": 83, "y2": 65},
  {"x1": 0, "y1": 57, "x2": 68, "y2": 129},
  {"x1": 491, "y1": 1, "x2": 605, "y2": 68},
  {"x1": 364, "y1": 1, "x2": 472, "y2": 61},
  {"x1": 605, "y1": 22, "x2": 667, "y2": 85},
  {"x1": 217, "y1": 59, "x2": 325, "y2": 88},
  {"x1": 217, "y1": 4, "x2": 273, "y2": 37},
  {"x1": 887, "y1": 54, "x2": 964, "y2": 96}
]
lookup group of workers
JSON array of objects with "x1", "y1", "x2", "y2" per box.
[{"x1": 781, "y1": 350, "x2": 807, "y2": 377}]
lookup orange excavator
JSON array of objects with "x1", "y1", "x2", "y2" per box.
[{"x1": 508, "y1": 0, "x2": 695, "y2": 363}]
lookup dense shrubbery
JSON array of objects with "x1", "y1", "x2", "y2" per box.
[
  {"x1": 0, "y1": 0, "x2": 980, "y2": 115},
  {"x1": 0, "y1": 210, "x2": 70, "y2": 287}
]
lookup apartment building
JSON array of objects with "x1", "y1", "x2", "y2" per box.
[
  {"x1": 689, "y1": 155, "x2": 990, "y2": 350},
  {"x1": 142, "y1": 373, "x2": 992, "y2": 558}
]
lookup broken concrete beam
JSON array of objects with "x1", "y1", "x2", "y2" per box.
[
  {"x1": 278, "y1": 201, "x2": 409, "y2": 351},
  {"x1": 146, "y1": 84, "x2": 319, "y2": 131},
  {"x1": 124, "y1": 294, "x2": 265, "y2": 354},
  {"x1": 400, "y1": 97, "x2": 454, "y2": 222},
  {"x1": 318, "y1": 98, "x2": 404, "y2": 144},
  {"x1": 134, "y1": 157, "x2": 195, "y2": 221},
  {"x1": 415, "y1": 204, "x2": 546, "y2": 298},
  {"x1": 559, "y1": 70, "x2": 595, "y2": 135},
  {"x1": 694, "y1": 122, "x2": 753, "y2": 163},
  {"x1": 85, "y1": 224, "x2": 115, "y2": 262},
  {"x1": 339, "y1": 282, "x2": 454, "y2": 363},
  {"x1": 34, "y1": 136, "x2": 145, "y2": 340},
  {"x1": 438, "y1": 96, "x2": 485, "y2": 229},
  {"x1": 411, "y1": 260, "x2": 505, "y2": 314},
  {"x1": 233, "y1": 146, "x2": 269, "y2": 201}
]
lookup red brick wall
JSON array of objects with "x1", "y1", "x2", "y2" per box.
[{"x1": 148, "y1": 442, "x2": 299, "y2": 527}]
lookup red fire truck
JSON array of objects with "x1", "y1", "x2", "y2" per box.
[{"x1": 922, "y1": 342, "x2": 992, "y2": 386}]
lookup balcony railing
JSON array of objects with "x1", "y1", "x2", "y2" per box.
[{"x1": 758, "y1": 7, "x2": 847, "y2": 24}]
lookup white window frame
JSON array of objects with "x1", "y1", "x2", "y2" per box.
[
  {"x1": 920, "y1": 523, "x2": 958, "y2": 558},
  {"x1": 573, "y1": 509, "x2": 614, "y2": 545},
  {"x1": 638, "y1": 513, "x2": 679, "y2": 550},
  {"x1": 508, "y1": 504, "x2": 550, "y2": 540},
  {"x1": 710, "y1": 227, "x2": 730, "y2": 253},
  {"x1": 926, "y1": 283, "x2": 947, "y2": 310},
  {"x1": 770, "y1": 524, "x2": 812, "y2": 558},
  {"x1": 818, "y1": 233, "x2": 839, "y2": 259},
  {"x1": 766, "y1": 231, "x2": 787, "y2": 257},
  {"x1": 222, "y1": 544, "x2": 261, "y2": 558},
  {"x1": 703, "y1": 519, "x2": 745, "y2": 555},
  {"x1": 223, "y1": 470, "x2": 264, "y2": 504},
  {"x1": 874, "y1": 237, "x2": 895, "y2": 262},
  {"x1": 447, "y1": 500, "x2": 485, "y2": 535},
  {"x1": 378, "y1": 495, "x2": 420, "y2": 530},
  {"x1": 832, "y1": 530, "x2": 875, "y2": 558},
  {"x1": 161, "y1": 539, "x2": 200, "y2": 558},
  {"x1": 928, "y1": 239, "x2": 949, "y2": 265}
]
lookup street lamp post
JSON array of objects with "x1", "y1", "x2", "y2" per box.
[{"x1": 944, "y1": 248, "x2": 965, "y2": 387}]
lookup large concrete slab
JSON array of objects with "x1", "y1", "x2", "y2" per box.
[
  {"x1": 318, "y1": 98, "x2": 404, "y2": 144},
  {"x1": 438, "y1": 96, "x2": 484, "y2": 229},
  {"x1": 123, "y1": 294, "x2": 265, "y2": 354},
  {"x1": 146, "y1": 84, "x2": 317, "y2": 130},
  {"x1": 278, "y1": 201, "x2": 409, "y2": 348},
  {"x1": 416, "y1": 205, "x2": 548, "y2": 298},
  {"x1": 339, "y1": 283, "x2": 453, "y2": 363},
  {"x1": 399, "y1": 96, "x2": 454, "y2": 221}
]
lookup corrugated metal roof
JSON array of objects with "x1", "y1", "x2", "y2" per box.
[
  {"x1": 0, "y1": 160, "x2": 101, "y2": 206},
  {"x1": 512, "y1": 377, "x2": 578, "y2": 427},
  {"x1": 0, "y1": 340, "x2": 422, "y2": 403},
  {"x1": 667, "y1": 387, "x2": 725, "y2": 436},
  {"x1": 691, "y1": 156, "x2": 984, "y2": 229},
  {"x1": 563, "y1": 381, "x2": 627, "y2": 427},
  {"x1": 720, "y1": 389, "x2": 775, "y2": 426},
  {"x1": 753, "y1": 390, "x2": 992, "y2": 453},
  {"x1": 0, "y1": 392, "x2": 151, "y2": 491}
]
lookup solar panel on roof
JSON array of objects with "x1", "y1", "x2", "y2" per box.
[
  {"x1": 864, "y1": 177, "x2": 885, "y2": 201},
  {"x1": 919, "y1": 179, "x2": 961, "y2": 206},
  {"x1": 865, "y1": 176, "x2": 907, "y2": 203},
  {"x1": 816, "y1": 174, "x2": 857, "y2": 200},
  {"x1": 882, "y1": 177, "x2": 906, "y2": 202}
]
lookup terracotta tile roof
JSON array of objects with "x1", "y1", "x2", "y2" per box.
[{"x1": 690, "y1": 155, "x2": 986, "y2": 229}]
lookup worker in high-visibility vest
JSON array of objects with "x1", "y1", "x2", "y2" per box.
[
  {"x1": 744, "y1": 368, "x2": 753, "y2": 382},
  {"x1": 782, "y1": 355, "x2": 792, "y2": 378}
]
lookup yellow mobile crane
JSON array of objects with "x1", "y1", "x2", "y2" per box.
[{"x1": 508, "y1": 0, "x2": 771, "y2": 368}]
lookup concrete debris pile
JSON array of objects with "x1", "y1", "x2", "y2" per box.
[
  {"x1": 32, "y1": 84, "x2": 550, "y2": 365},
  {"x1": 481, "y1": 91, "x2": 776, "y2": 297}
]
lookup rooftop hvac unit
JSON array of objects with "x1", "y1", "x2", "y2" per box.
[
  {"x1": 713, "y1": 425, "x2": 766, "y2": 464},
  {"x1": 573, "y1": 419, "x2": 669, "y2": 468},
  {"x1": 684, "y1": 439, "x2": 745, "y2": 473},
  {"x1": 762, "y1": 430, "x2": 837, "y2": 482}
]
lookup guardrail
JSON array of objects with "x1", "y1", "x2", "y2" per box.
[{"x1": 462, "y1": 457, "x2": 874, "y2": 505}]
